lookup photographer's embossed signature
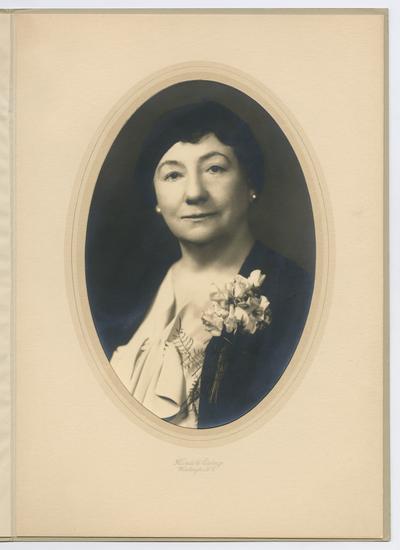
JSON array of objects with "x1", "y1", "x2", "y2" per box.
[{"x1": 174, "y1": 457, "x2": 223, "y2": 474}]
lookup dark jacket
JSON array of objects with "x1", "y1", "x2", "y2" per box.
[
  {"x1": 95, "y1": 242, "x2": 313, "y2": 429},
  {"x1": 197, "y1": 241, "x2": 313, "y2": 428}
]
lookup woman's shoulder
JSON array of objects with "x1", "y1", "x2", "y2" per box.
[
  {"x1": 99, "y1": 259, "x2": 176, "y2": 359},
  {"x1": 240, "y1": 241, "x2": 313, "y2": 296}
]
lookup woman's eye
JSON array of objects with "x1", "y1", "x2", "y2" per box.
[
  {"x1": 164, "y1": 171, "x2": 182, "y2": 182},
  {"x1": 207, "y1": 165, "x2": 226, "y2": 174}
]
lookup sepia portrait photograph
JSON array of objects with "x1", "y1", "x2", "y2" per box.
[
  {"x1": 4, "y1": 6, "x2": 388, "y2": 542},
  {"x1": 85, "y1": 80, "x2": 316, "y2": 430}
]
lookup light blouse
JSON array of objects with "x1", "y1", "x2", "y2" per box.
[{"x1": 110, "y1": 267, "x2": 213, "y2": 428}]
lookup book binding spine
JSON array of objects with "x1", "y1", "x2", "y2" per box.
[{"x1": 0, "y1": 11, "x2": 14, "y2": 541}]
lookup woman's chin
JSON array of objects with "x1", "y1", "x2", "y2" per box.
[
  {"x1": 174, "y1": 228, "x2": 219, "y2": 245},
  {"x1": 179, "y1": 235, "x2": 219, "y2": 247},
  {"x1": 170, "y1": 224, "x2": 221, "y2": 245}
]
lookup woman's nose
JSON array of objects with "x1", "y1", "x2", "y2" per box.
[{"x1": 184, "y1": 172, "x2": 208, "y2": 204}]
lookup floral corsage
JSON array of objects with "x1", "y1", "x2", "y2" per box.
[{"x1": 201, "y1": 270, "x2": 271, "y2": 402}]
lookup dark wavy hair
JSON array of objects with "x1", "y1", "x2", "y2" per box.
[{"x1": 135, "y1": 100, "x2": 265, "y2": 208}]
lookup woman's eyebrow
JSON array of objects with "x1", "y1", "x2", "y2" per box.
[
  {"x1": 157, "y1": 159, "x2": 183, "y2": 171},
  {"x1": 200, "y1": 151, "x2": 231, "y2": 163}
]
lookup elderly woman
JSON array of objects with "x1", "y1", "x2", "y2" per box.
[{"x1": 109, "y1": 101, "x2": 313, "y2": 429}]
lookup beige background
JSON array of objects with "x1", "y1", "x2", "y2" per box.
[{"x1": 13, "y1": 12, "x2": 385, "y2": 538}]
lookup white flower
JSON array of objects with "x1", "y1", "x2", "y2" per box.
[
  {"x1": 209, "y1": 287, "x2": 229, "y2": 308},
  {"x1": 224, "y1": 304, "x2": 239, "y2": 334},
  {"x1": 202, "y1": 269, "x2": 271, "y2": 337},
  {"x1": 231, "y1": 275, "x2": 252, "y2": 299},
  {"x1": 201, "y1": 301, "x2": 227, "y2": 337},
  {"x1": 248, "y1": 269, "x2": 266, "y2": 288}
]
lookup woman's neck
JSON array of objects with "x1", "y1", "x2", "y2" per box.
[{"x1": 177, "y1": 223, "x2": 255, "y2": 274}]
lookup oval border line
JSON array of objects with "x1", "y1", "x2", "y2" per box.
[{"x1": 65, "y1": 61, "x2": 333, "y2": 447}]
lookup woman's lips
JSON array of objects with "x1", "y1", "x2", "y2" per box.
[{"x1": 181, "y1": 212, "x2": 218, "y2": 220}]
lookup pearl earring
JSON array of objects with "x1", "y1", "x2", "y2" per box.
[
  {"x1": 155, "y1": 205, "x2": 161, "y2": 214},
  {"x1": 250, "y1": 192, "x2": 257, "y2": 201}
]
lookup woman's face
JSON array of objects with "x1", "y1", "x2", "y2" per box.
[{"x1": 153, "y1": 133, "x2": 253, "y2": 246}]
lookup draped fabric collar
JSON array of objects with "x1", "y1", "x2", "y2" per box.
[{"x1": 110, "y1": 269, "x2": 212, "y2": 424}]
